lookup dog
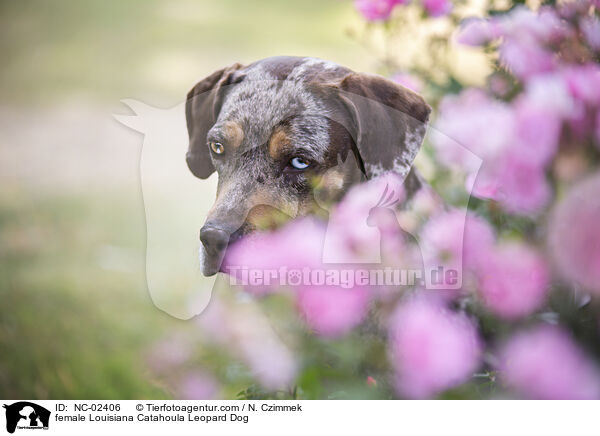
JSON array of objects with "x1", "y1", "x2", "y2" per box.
[{"x1": 185, "y1": 56, "x2": 431, "y2": 276}]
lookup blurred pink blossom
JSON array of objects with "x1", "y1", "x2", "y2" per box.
[
  {"x1": 562, "y1": 64, "x2": 600, "y2": 106},
  {"x1": 523, "y1": 73, "x2": 574, "y2": 117},
  {"x1": 434, "y1": 89, "x2": 515, "y2": 170},
  {"x1": 388, "y1": 297, "x2": 482, "y2": 398},
  {"x1": 354, "y1": 0, "x2": 407, "y2": 21},
  {"x1": 434, "y1": 87, "x2": 558, "y2": 213},
  {"x1": 146, "y1": 334, "x2": 191, "y2": 374},
  {"x1": 196, "y1": 296, "x2": 298, "y2": 390},
  {"x1": 498, "y1": 6, "x2": 568, "y2": 43},
  {"x1": 549, "y1": 172, "x2": 600, "y2": 294},
  {"x1": 467, "y1": 134, "x2": 553, "y2": 214},
  {"x1": 596, "y1": 111, "x2": 600, "y2": 146},
  {"x1": 420, "y1": 210, "x2": 495, "y2": 278},
  {"x1": 297, "y1": 284, "x2": 370, "y2": 338},
  {"x1": 493, "y1": 6, "x2": 573, "y2": 79},
  {"x1": 498, "y1": 326, "x2": 600, "y2": 399},
  {"x1": 581, "y1": 16, "x2": 600, "y2": 51},
  {"x1": 513, "y1": 98, "x2": 561, "y2": 167},
  {"x1": 477, "y1": 242, "x2": 549, "y2": 319},
  {"x1": 223, "y1": 218, "x2": 326, "y2": 294},
  {"x1": 422, "y1": 0, "x2": 452, "y2": 17},
  {"x1": 457, "y1": 19, "x2": 499, "y2": 46},
  {"x1": 493, "y1": 158, "x2": 551, "y2": 214},
  {"x1": 175, "y1": 371, "x2": 219, "y2": 400},
  {"x1": 499, "y1": 38, "x2": 555, "y2": 79},
  {"x1": 323, "y1": 173, "x2": 406, "y2": 264},
  {"x1": 558, "y1": 0, "x2": 593, "y2": 20},
  {"x1": 225, "y1": 217, "x2": 325, "y2": 271}
]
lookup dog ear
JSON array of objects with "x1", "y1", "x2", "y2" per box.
[
  {"x1": 327, "y1": 73, "x2": 431, "y2": 180},
  {"x1": 185, "y1": 63, "x2": 244, "y2": 179}
]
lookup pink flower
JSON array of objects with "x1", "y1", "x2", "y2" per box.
[
  {"x1": 196, "y1": 296, "x2": 298, "y2": 390},
  {"x1": 499, "y1": 38, "x2": 555, "y2": 79},
  {"x1": 499, "y1": 6, "x2": 568, "y2": 43},
  {"x1": 559, "y1": 0, "x2": 595, "y2": 20},
  {"x1": 146, "y1": 334, "x2": 191, "y2": 374},
  {"x1": 225, "y1": 217, "x2": 325, "y2": 271},
  {"x1": 513, "y1": 98, "x2": 561, "y2": 167},
  {"x1": 549, "y1": 172, "x2": 600, "y2": 294},
  {"x1": 433, "y1": 87, "x2": 557, "y2": 214},
  {"x1": 223, "y1": 218, "x2": 326, "y2": 294},
  {"x1": 562, "y1": 64, "x2": 600, "y2": 106},
  {"x1": 422, "y1": 0, "x2": 452, "y2": 17},
  {"x1": 175, "y1": 371, "x2": 219, "y2": 400},
  {"x1": 477, "y1": 242, "x2": 549, "y2": 319},
  {"x1": 323, "y1": 173, "x2": 407, "y2": 264},
  {"x1": 354, "y1": 0, "x2": 407, "y2": 21},
  {"x1": 523, "y1": 72, "x2": 574, "y2": 117},
  {"x1": 493, "y1": 7, "x2": 570, "y2": 80},
  {"x1": 493, "y1": 158, "x2": 552, "y2": 214},
  {"x1": 498, "y1": 326, "x2": 600, "y2": 399},
  {"x1": 420, "y1": 210, "x2": 495, "y2": 280},
  {"x1": 596, "y1": 111, "x2": 600, "y2": 146},
  {"x1": 457, "y1": 19, "x2": 500, "y2": 46},
  {"x1": 433, "y1": 89, "x2": 516, "y2": 171},
  {"x1": 581, "y1": 16, "x2": 600, "y2": 51},
  {"x1": 388, "y1": 297, "x2": 482, "y2": 398},
  {"x1": 296, "y1": 284, "x2": 370, "y2": 338}
]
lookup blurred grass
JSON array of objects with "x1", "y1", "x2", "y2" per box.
[
  {"x1": 0, "y1": 185, "x2": 175, "y2": 398},
  {"x1": 0, "y1": 0, "x2": 368, "y2": 105}
]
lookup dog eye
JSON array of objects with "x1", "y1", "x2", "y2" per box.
[
  {"x1": 290, "y1": 157, "x2": 310, "y2": 170},
  {"x1": 209, "y1": 142, "x2": 225, "y2": 155}
]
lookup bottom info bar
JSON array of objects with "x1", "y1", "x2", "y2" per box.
[{"x1": 0, "y1": 400, "x2": 597, "y2": 435}]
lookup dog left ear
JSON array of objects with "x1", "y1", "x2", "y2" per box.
[
  {"x1": 327, "y1": 72, "x2": 431, "y2": 180},
  {"x1": 185, "y1": 63, "x2": 245, "y2": 179}
]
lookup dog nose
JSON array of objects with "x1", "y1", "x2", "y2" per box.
[{"x1": 200, "y1": 225, "x2": 230, "y2": 255}]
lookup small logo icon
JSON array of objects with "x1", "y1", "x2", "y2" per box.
[{"x1": 3, "y1": 402, "x2": 50, "y2": 434}]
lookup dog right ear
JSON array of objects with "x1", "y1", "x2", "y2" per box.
[{"x1": 185, "y1": 63, "x2": 244, "y2": 179}]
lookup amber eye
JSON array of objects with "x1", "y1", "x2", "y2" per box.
[{"x1": 209, "y1": 142, "x2": 225, "y2": 155}]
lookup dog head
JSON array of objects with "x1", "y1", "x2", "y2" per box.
[{"x1": 186, "y1": 56, "x2": 430, "y2": 275}]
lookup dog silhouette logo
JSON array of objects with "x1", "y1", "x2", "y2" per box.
[{"x1": 3, "y1": 402, "x2": 50, "y2": 433}]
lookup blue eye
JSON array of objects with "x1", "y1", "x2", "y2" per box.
[{"x1": 290, "y1": 157, "x2": 310, "y2": 170}]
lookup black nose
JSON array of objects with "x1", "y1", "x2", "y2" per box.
[{"x1": 200, "y1": 225, "x2": 230, "y2": 256}]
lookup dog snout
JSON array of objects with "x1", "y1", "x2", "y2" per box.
[
  {"x1": 199, "y1": 222, "x2": 248, "y2": 276},
  {"x1": 199, "y1": 224, "x2": 231, "y2": 276},
  {"x1": 200, "y1": 225, "x2": 230, "y2": 256}
]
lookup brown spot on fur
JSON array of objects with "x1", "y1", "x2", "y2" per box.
[
  {"x1": 223, "y1": 120, "x2": 244, "y2": 150},
  {"x1": 319, "y1": 169, "x2": 345, "y2": 193},
  {"x1": 245, "y1": 190, "x2": 295, "y2": 229},
  {"x1": 268, "y1": 128, "x2": 292, "y2": 159}
]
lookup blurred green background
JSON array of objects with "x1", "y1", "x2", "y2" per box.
[{"x1": 0, "y1": 0, "x2": 375, "y2": 398}]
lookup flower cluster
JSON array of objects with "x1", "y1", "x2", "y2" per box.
[{"x1": 435, "y1": 4, "x2": 600, "y2": 214}]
